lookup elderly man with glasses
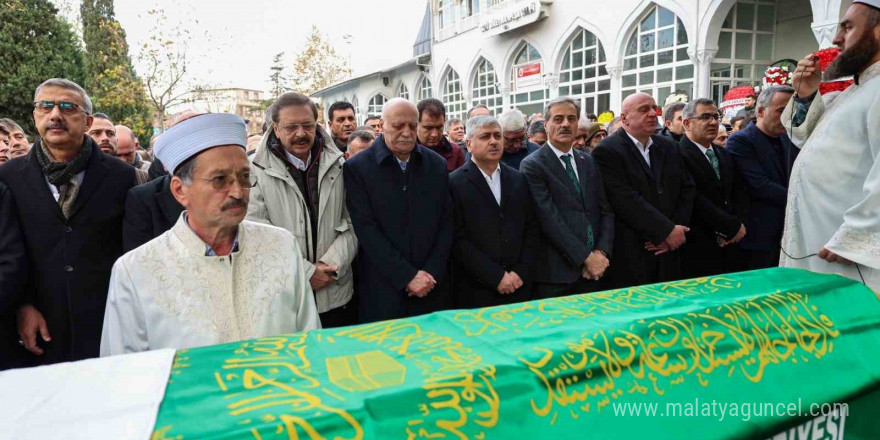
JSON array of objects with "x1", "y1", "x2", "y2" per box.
[
  {"x1": 100, "y1": 113, "x2": 319, "y2": 356},
  {"x1": 0, "y1": 78, "x2": 136, "y2": 368},
  {"x1": 496, "y1": 109, "x2": 540, "y2": 170}
]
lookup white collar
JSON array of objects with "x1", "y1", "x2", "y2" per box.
[
  {"x1": 284, "y1": 149, "x2": 310, "y2": 171},
  {"x1": 472, "y1": 157, "x2": 500, "y2": 180},
  {"x1": 688, "y1": 137, "x2": 712, "y2": 155},
  {"x1": 547, "y1": 141, "x2": 574, "y2": 159},
  {"x1": 625, "y1": 131, "x2": 654, "y2": 151}
]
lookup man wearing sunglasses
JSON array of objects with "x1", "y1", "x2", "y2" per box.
[
  {"x1": 101, "y1": 113, "x2": 319, "y2": 356},
  {"x1": 679, "y1": 99, "x2": 749, "y2": 278},
  {"x1": 0, "y1": 78, "x2": 136, "y2": 368}
]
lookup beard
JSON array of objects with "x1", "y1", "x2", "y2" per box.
[{"x1": 825, "y1": 31, "x2": 880, "y2": 80}]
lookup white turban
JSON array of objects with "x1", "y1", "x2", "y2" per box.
[
  {"x1": 154, "y1": 113, "x2": 247, "y2": 174},
  {"x1": 855, "y1": 0, "x2": 880, "y2": 9}
]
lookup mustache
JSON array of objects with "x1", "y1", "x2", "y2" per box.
[
  {"x1": 221, "y1": 198, "x2": 247, "y2": 211},
  {"x1": 46, "y1": 122, "x2": 67, "y2": 131},
  {"x1": 558, "y1": 128, "x2": 572, "y2": 134}
]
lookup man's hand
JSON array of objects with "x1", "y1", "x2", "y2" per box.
[
  {"x1": 793, "y1": 53, "x2": 821, "y2": 98},
  {"x1": 717, "y1": 225, "x2": 747, "y2": 248},
  {"x1": 645, "y1": 241, "x2": 672, "y2": 255},
  {"x1": 819, "y1": 247, "x2": 852, "y2": 265},
  {"x1": 309, "y1": 263, "x2": 339, "y2": 291},
  {"x1": 407, "y1": 270, "x2": 436, "y2": 297},
  {"x1": 496, "y1": 272, "x2": 515, "y2": 294},
  {"x1": 664, "y1": 225, "x2": 689, "y2": 250},
  {"x1": 584, "y1": 251, "x2": 610, "y2": 280},
  {"x1": 17, "y1": 305, "x2": 50, "y2": 356}
]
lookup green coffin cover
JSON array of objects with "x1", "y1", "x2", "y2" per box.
[{"x1": 151, "y1": 268, "x2": 880, "y2": 440}]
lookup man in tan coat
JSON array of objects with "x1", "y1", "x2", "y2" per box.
[{"x1": 248, "y1": 92, "x2": 358, "y2": 327}]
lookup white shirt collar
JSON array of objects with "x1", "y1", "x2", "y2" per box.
[
  {"x1": 625, "y1": 131, "x2": 654, "y2": 152},
  {"x1": 472, "y1": 157, "x2": 500, "y2": 180},
  {"x1": 283, "y1": 149, "x2": 311, "y2": 171},
  {"x1": 547, "y1": 141, "x2": 574, "y2": 159},
  {"x1": 688, "y1": 137, "x2": 712, "y2": 155}
]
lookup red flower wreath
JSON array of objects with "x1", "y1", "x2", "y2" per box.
[{"x1": 813, "y1": 47, "x2": 855, "y2": 94}]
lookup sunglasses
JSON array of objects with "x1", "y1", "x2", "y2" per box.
[{"x1": 34, "y1": 101, "x2": 87, "y2": 115}]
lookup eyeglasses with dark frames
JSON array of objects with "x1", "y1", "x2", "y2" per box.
[{"x1": 33, "y1": 101, "x2": 88, "y2": 115}]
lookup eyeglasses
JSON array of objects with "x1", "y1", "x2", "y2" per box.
[
  {"x1": 34, "y1": 101, "x2": 87, "y2": 115},
  {"x1": 693, "y1": 113, "x2": 722, "y2": 121},
  {"x1": 503, "y1": 135, "x2": 526, "y2": 145},
  {"x1": 197, "y1": 174, "x2": 258, "y2": 190},
  {"x1": 278, "y1": 123, "x2": 316, "y2": 133}
]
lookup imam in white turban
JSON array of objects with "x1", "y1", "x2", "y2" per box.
[{"x1": 154, "y1": 113, "x2": 247, "y2": 174}]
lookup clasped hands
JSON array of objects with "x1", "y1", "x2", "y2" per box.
[
  {"x1": 645, "y1": 225, "x2": 689, "y2": 255},
  {"x1": 582, "y1": 250, "x2": 609, "y2": 280},
  {"x1": 716, "y1": 224, "x2": 747, "y2": 248},
  {"x1": 407, "y1": 270, "x2": 437, "y2": 297}
]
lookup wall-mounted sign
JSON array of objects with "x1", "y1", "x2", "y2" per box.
[
  {"x1": 480, "y1": 0, "x2": 544, "y2": 37},
  {"x1": 514, "y1": 62, "x2": 543, "y2": 90}
]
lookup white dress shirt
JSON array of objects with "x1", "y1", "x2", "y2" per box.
[
  {"x1": 45, "y1": 171, "x2": 85, "y2": 202},
  {"x1": 473, "y1": 158, "x2": 501, "y2": 205},
  {"x1": 625, "y1": 131, "x2": 654, "y2": 166},
  {"x1": 692, "y1": 140, "x2": 716, "y2": 167},
  {"x1": 547, "y1": 141, "x2": 578, "y2": 181},
  {"x1": 284, "y1": 149, "x2": 311, "y2": 171}
]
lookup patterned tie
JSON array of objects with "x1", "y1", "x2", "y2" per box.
[
  {"x1": 561, "y1": 155, "x2": 581, "y2": 194},
  {"x1": 560, "y1": 154, "x2": 594, "y2": 250},
  {"x1": 705, "y1": 148, "x2": 720, "y2": 180}
]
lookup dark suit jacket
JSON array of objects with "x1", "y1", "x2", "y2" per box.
[
  {"x1": 0, "y1": 181, "x2": 26, "y2": 315},
  {"x1": 123, "y1": 175, "x2": 185, "y2": 252},
  {"x1": 0, "y1": 137, "x2": 135, "y2": 366},
  {"x1": 449, "y1": 160, "x2": 539, "y2": 308},
  {"x1": 592, "y1": 128, "x2": 695, "y2": 287},
  {"x1": 679, "y1": 137, "x2": 749, "y2": 277},
  {"x1": 520, "y1": 144, "x2": 614, "y2": 285},
  {"x1": 344, "y1": 136, "x2": 453, "y2": 322},
  {"x1": 725, "y1": 122, "x2": 798, "y2": 253}
]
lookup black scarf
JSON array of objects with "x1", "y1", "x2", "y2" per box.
[{"x1": 35, "y1": 135, "x2": 93, "y2": 186}]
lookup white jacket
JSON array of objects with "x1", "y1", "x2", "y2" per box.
[{"x1": 247, "y1": 128, "x2": 357, "y2": 313}]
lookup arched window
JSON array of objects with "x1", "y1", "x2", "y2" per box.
[
  {"x1": 367, "y1": 94, "x2": 387, "y2": 117},
  {"x1": 442, "y1": 68, "x2": 466, "y2": 120},
  {"x1": 397, "y1": 83, "x2": 410, "y2": 101},
  {"x1": 471, "y1": 58, "x2": 502, "y2": 115},
  {"x1": 621, "y1": 4, "x2": 692, "y2": 106},
  {"x1": 558, "y1": 28, "x2": 612, "y2": 115},
  {"x1": 509, "y1": 43, "x2": 549, "y2": 116},
  {"x1": 711, "y1": 0, "x2": 778, "y2": 104},
  {"x1": 351, "y1": 95, "x2": 360, "y2": 124},
  {"x1": 417, "y1": 74, "x2": 433, "y2": 101}
]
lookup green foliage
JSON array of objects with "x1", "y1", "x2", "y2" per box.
[
  {"x1": 80, "y1": 0, "x2": 153, "y2": 145},
  {"x1": 269, "y1": 52, "x2": 290, "y2": 99},
  {"x1": 0, "y1": 0, "x2": 86, "y2": 136}
]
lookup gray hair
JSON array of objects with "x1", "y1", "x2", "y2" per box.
[
  {"x1": 445, "y1": 118, "x2": 463, "y2": 131},
  {"x1": 465, "y1": 115, "x2": 500, "y2": 140},
  {"x1": 497, "y1": 109, "x2": 527, "y2": 133},
  {"x1": 663, "y1": 102, "x2": 686, "y2": 123},
  {"x1": 757, "y1": 85, "x2": 794, "y2": 112},
  {"x1": 174, "y1": 155, "x2": 198, "y2": 185},
  {"x1": 34, "y1": 78, "x2": 93, "y2": 114},
  {"x1": 578, "y1": 117, "x2": 590, "y2": 131},
  {"x1": 682, "y1": 98, "x2": 716, "y2": 120},
  {"x1": 466, "y1": 104, "x2": 489, "y2": 119},
  {"x1": 0, "y1": 118, "x2": 24, "y2": 134},
  {"x1": 607, "y1": 117, "x2": 621, "y2": 132},
  {"x1": 544, "y1": 97, "x2": 581, "y2": 121}
]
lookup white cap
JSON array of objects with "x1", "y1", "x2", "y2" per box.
[
  {"x1": 154, "y1": 113, "x2": 247, "y2": 174},
  {"x1": 854, "y1": 0, "x2": 880, "y2": 10}
]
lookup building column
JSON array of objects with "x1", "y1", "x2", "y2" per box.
[
  {"x1": 500, "y1": 86, "x2": 511, "y2": 110},
  {"x1": 607, "y1": 64, "x2": 623, "y2": 115},
  {"x1": 690, "y1": 48, "x2": 717, "y2": 100},
  {"x1": 544, "y1": 73, "x2": 559, "y2": 100},
  {"x1": 810, "y1": 0, "x2": 843, "y2": 48},
  {"x1": 811, "y1": 20, "x2": 839, "y2": 48}
]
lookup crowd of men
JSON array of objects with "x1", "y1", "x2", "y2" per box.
[{"x1": 0, "y1": 0, "x2": 877, "y2": 371}]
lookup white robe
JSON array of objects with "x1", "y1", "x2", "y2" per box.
[
  {"x1": 780, "y1": 61, "x2": 880, "y2": 290},
  {"x1": 100, "y1": 214, "x2": 320, "y2": 356}
]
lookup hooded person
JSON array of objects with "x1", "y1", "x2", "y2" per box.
[{"x1": 100, "y1": 113, "x2": 319, "y2": 356}]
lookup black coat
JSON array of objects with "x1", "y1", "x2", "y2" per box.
[
  {"x1": 592, "y1": 128, "x2": 695, "y2": 288},
  {"x1": 520, "y1": 145, "x2": 614, "y2": 285},
  {"x1": 344, "y1": 136, "x2": 453, "y2": 323},
  {"x1": 449, "y1": 160, "x2": 539, "y2": 308},
  {"x1": 725, "y1": 122, "x2": 798, "y2": 253},
  {"x1": 123, "y1": 175, "x2": 184, "y2": 252},
  {"x1": 0, "y1": 137, "x2": 135, "y2": 365},
  {"x1": 0, "y1": 181, "x2": 26, "y2": 315},
  {"x1": 679, "y1": 137, "x2": 749, "y2": 277}
]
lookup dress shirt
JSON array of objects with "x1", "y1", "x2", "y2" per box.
[
  {"x1": 474, "y1": 158, "x2": 501, "y2": 205},
  {"x1": 625, "y1": 131, "x2": 654, "y2": 166},
  {"x1": 547, "y1": 141, "x2": 578, "y2": 181}
]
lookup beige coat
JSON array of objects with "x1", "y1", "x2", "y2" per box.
[{"x1": 247, "y1": 128, "x2": 357, "y2": 313}]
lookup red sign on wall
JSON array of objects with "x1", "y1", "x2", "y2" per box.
[{"x1": 515, "y1": 62, "x2": 542, "y2": 90}]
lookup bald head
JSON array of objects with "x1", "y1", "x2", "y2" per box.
[
  {"x1": 621, "y1": 93, "x2": 659, "y2": 141},
  {"x1": 114, "y1": 125, "x2": 138, "y2": 164},
  {"x1": 382, "y1": 98, "x2": 419, "y2": 159}
]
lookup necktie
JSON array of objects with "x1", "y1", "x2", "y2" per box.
[
  {"x1": 560, "y1": 154, "x2": 594, "y2": 250},
  {"x1": 561, "y1": 154, "x2": 580, "y2": 194},
  {"x1": 705, "y1": 148, "x2": 720, "y2": 180}
]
